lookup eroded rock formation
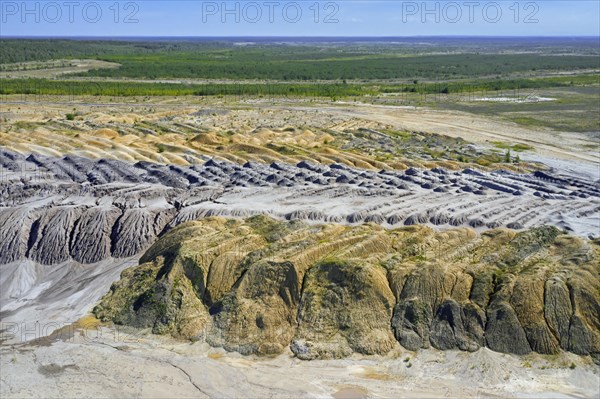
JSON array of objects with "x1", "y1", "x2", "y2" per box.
[
  {"x1": 93, "y1": 216, "x2": 600, "y2": 361},
  {"x1": 1, "y1": 149, "x2": 599, "y2": 266}
]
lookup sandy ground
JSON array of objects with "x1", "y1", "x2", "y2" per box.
[
  {"x1": 1, "y1": 97, "x2": 597, "y2": 167},
  {"x1": 1, "y1": 325, "x2": 599, "y2": 399},
  {"x1": 0, "y1": 60, "x2": 120, "y2": 79},
  {"x1": 0, "y1": 258, "x2": 139, "y2": 334}
]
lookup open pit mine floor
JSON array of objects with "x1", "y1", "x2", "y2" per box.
[
  {"x1": 1, "y1": 327, "x2": 599, "y2": 399},
  {"x1": 1, "y1": 146, "x2": 599, "y2": 398},
  {"x1": 1, "y1": 100, "x2": 599, "y2": 399}
]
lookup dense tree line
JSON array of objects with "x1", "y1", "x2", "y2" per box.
[
  {"x1": 78, "y1": 53, "x2": 599, "y2": 81},
  {"x1": 1, "y1": 75, "x2": 595, "y2": 98}
]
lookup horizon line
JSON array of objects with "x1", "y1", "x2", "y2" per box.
[{"x1": 2, "y1": 35, "x2": 599, "y2": 39}]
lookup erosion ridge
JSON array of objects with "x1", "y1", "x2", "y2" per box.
[
  {"x1": 1, "y1": 149, "x2": 599, "y2": 266},
  {"x1": 0, "y1": 105, "x2": 535, "y2": 172},
  {"x1": 93, "y1": 216, "x2": 600, "y2": 361}
]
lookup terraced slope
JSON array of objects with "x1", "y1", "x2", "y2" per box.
[
  {"x1": 1, "y1": 148, "x2": 599, "y2": 267},
  {"x1": 94, "y1": 216, "x2": 600, "y2": 361}
]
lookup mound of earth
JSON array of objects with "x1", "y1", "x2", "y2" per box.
[{"x1": 94, "y1": 216, "x2": 600, "y2": 361}]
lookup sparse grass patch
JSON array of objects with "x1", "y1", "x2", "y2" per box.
[
  {"x1": 492, "y1": 141, "x2": 534, "y2": 152},
  {"x1": 509, "y1": 117, "x2": 548, "y2": 128},
  {"x1": 266, "y1": 143, "x2": 299, "y2": 156}
]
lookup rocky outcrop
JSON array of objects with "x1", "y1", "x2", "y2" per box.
[
  {"x1": 0, "y1": 204, "x2": 175, "y2": 265},
  {"x1": 209, "y1": 260, "x2": 301, "y2": 355},
  {"x1": 111, "y1": 209, "x2": 163, "y2": 258},
  {"x1": 292, "y1": 260, "x2": 397, "y2": 359},
  {"x1": 70, "y1": 206, "x2": 122, "y2": 264},
  {"x1": 95, "y1": 219, "x2": 269, "y2": 338},
  {"x1": 29, "y1": 207, "x2": 84, "y2": 265},
  {"x1": 94, "y1": 217, "x2": 600, "y2": 360},
  {"x1": 0, "y1": 207, "x2": 35, "y2": 263}
]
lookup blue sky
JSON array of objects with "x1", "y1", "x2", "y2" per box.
[{"x1": 1, "y1": 1, "x2": 599, "y2": 37}]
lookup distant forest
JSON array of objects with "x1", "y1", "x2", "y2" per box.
[{"x1": 1, "y1": 39, "x2": 599, "y2": 81}]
